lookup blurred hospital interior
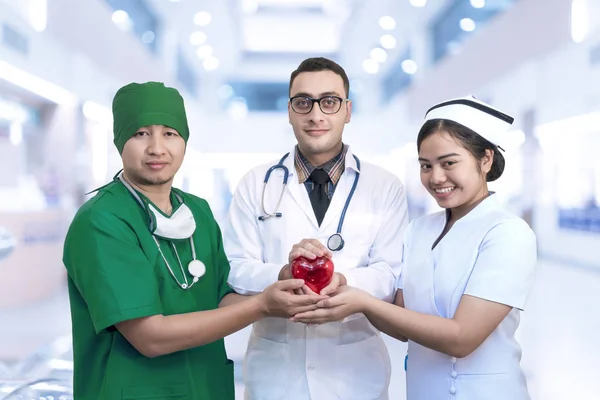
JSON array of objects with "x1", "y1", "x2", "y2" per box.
[{"x1": 0, "y1": 0, "x2": 599, "y2": 398}]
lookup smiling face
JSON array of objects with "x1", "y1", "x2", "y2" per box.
[
  {"x1": 288, "y1": 70, "x2": 352, "y2": 165},
  {"x1": 121, "y1": 124, "x2": 185, "y2": 190},
  {"x1": 418, "y1": 130, "x2": 493, "y2": 221}
]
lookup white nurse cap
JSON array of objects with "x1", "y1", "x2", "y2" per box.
[{"x1": 424, "y1": 95, "x2": 514, "y2": 149}]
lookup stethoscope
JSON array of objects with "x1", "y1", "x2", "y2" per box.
[
  {"x1": 117, "y1": 173, "x2": 205, "y2": 290},
  {"x1": 258, "y1": 153, "x2": 361, "y2": 252}
]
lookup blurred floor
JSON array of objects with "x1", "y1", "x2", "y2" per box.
[{"x1": 0, "y1": 259, "x2": 598, "y2": 399}]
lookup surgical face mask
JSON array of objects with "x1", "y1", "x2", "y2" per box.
[
  {"x1": 117, "y1": 172, "x2": 196, "y2": 240},
  {"x1": 147, "y1": 202, "x2": 196, "y2": 240}
]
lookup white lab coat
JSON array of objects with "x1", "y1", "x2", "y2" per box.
[
  {"x1": 223, "y1": 146, "x2": 409, "y2": 400},
  {"x1": 398, "y1": 193, "x2": 537, "y2": 400}
]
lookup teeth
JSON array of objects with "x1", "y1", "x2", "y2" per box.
[{"x1": 435, "y1": 187, "x2": 454, "y2": 193}]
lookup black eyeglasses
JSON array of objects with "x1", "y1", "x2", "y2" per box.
[{"x1": 290, "y1": 95, "x2": 346, "y2": 115}]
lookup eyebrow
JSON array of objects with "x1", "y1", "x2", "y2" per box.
[
  {"x1": 418, "y1": 153, "x2": 462, "y2": 162},
  {"x1": 292, "y1": 91, "x2": 342, "y2": 98}
]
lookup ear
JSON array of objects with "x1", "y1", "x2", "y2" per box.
[
  {"x1": 481, "y1": 149, "x2": 494, "y2": 175},
  {"x1": 345, "y1": 100, "x2": 352, "y2": 124},
  {"x1": 288, "y1": 101, "x2": 292, "y2": 125}
]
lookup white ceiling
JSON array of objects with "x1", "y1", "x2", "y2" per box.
[{"x1": 146, "y1": 0, "x2": 450, "y2": 84}]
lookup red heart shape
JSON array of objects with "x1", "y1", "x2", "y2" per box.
[{"x1": 290, "y1": 256, "x2": 334, "y2": 294}]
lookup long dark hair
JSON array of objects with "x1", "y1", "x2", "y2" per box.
[{"x1": 416, "y1": 119, "x2": 505, "y2": 182}]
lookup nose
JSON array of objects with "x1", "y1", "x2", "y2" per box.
[
  {"x1": 307, "y1": 101, "x2": 326, "y2": 123},
  {"x1": 429, "y1": 166, "x2": 446, "y2": 185},
  {"x1": 147, "y1": 133, "x2": 167, "y2": 155}
]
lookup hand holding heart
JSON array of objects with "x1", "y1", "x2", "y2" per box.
[{"x1": 287, "y1": 239, "x2": 346, "y2": 296}]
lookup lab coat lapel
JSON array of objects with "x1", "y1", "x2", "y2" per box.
[{"x1": 283, "y1": 148, "x2": 320, "y2": 229}]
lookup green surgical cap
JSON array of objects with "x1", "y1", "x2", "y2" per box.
[{"x1": 112, "y1": 81, "x2": 189, "y2": 154}]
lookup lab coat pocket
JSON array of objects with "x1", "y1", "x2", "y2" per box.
[
  {"x1": 243, "y1": 335, "x2": 289, "y2": 400},
  {"x1": 334, "y1": 334, "x2": 390, "y2": 400},
  {"x1": 455, "y1": 372, "x2": 529, "y2": 400},
  {"x1": 121, "y1": 383, "x2": 189, "y2": 399}
]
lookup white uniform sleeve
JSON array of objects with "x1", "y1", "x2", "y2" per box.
[
  {"x1": 464, "y1": 219, "x2": 538, "y2": 310},
  {"x1": 223, "y1": 171, "x2": 281, "y2": 295},
  {"x1": 395, "y1": 222, "x2": 413, "y2": 290},
  {"x1": 343, "y1": 179, "x2": 409, "y2": 302}
]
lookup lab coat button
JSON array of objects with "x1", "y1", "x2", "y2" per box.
[
  {"x1": 451, "y1": 357, "x2": 457, "y2": 363},
  {"x1": 451, "y1": 370, "x2": 457, "y2": 378},
  {"x1": 449, "y1": 386, "x2": 456, "y2": 394}
]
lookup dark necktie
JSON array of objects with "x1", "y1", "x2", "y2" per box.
[{"x1": 309, "y1": 168, "x2": 331, "y2": 226}]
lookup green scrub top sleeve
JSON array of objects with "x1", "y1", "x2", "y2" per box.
[
  {"x1": 213, "y1": 219, "x2": 236, "y2": 302},
  {"x1": 65, "y1": 210, "x2": 163, "y2": 333}
]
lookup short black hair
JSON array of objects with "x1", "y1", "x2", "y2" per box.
[
  {"x1": 289, "y1": 57, "x2": 350, "y2": 97},
  {"x1": 417, "y1": 119, "x2": 505, "y2": 182}
]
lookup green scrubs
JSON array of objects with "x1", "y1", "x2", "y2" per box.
[{"x1": 63, "y1": 179, "x2": 235, "y2": 400}]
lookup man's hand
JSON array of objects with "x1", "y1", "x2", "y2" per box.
[
  {"x1": 256, "y1": 279, "x2": 327, "y2": 318},
  {"x1": 290, "y1": 286, "x2": 371, "y2": 324},
  {"x1": 288, "y1": 238, "x2": 333, "y2": 263}
]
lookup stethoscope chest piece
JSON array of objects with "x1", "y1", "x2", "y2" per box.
[
  {"x1": 188, "y1": 259, "x2": 206, "y2": 283},
  {"x1": 327, "y1": 233, "x2": 345, "y2": 251}
]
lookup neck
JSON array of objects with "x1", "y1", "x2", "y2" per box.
[
  {"x1": 449, "y1": 187, "x2": 490, "y2": 223},
  {"x1": 302, "y1": 142, "x2": 344, "y2": 167},
  {"x1": 122, "y1": 172, "x2": 173, "y2": 215}
]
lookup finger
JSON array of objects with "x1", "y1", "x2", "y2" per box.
[
  {"x1": 289, "y1": 251, "x2": 302, "y2": 262},
  {"x1": 301, "y1": 285, "x2": 317, "y2": 295},
  {"x1": 290, "y1": 304, "x2": 320, "y2": 314},
  {"x1": 317, "y1": 298, "x2": 338, "y2": 308},
  {"x1": 291, "y1": 310, "x2": 320, "y2": 320},
  {"x1": 290, "y1": 294, "x2": 328, "y2": 306},
  {"x1": 275, "y1": 279, "x2": 305, "y2": 291},
  {"x1": 292, "y1": 247, "x2": 321, "y2": 260},
  {"x1": 319, "y1": 278, "x2": 339, "y2": 296},
  {"x1": 298, "y1": 240, "x2": 327, "y2": 258},
  {"x1": 293, "y1": 288, "x2": 304, "y2": 295}
]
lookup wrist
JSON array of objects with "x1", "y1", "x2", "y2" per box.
[
  {"x1": 253, "y1": 293, "x2": 269, "y2": 318},
  {"x1": 360, "y1": 293, "x2": 376, "y2": 314}
]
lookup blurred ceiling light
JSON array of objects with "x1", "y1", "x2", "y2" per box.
[
  {"x1": 370, "y1": 48, "x2": 387, "y2": 63},
  {"x1": 571, "y1": 0, "x2": 590, "y2": 43},
  {"x1": 112, "y1": 10, "x2": 133, "y2": 31},
  {"x1": 0, "y1": 61, "x2": 75, "y2": 105},
  {"x1": 470, "y1": 0, "x2": 485, "y2": 8},
  {"x1": 190, "y1": 31, "x2": 208, "y2": 46},
  {"x1": 380, "y1": 34, "x2": 396, "y2": 49},
  {"x1": 194, "y1": 11, "x2": 212, "y2": 26},
  {"x1": 196, "y1": 44, "x2": 213, "y2": 59},
  {"x1": 29, "y1": 0, "x2": 47, "y2": 32},
  {"x1": 9, "y1": 121, "x2": 23, "y2": 146},
  {"x1": 83, "y1": 101, "x2": 112, "y2": 122},
  {"x1": 459, "y1": 18, "x2": 476, "y2": 32},
  {"x1": 409, "y1": 0, "x2": 427, "y2": 7},
  {"x1": 379, "y1": 16, "x2": 396, "y2": 30},
  {"x1": 141, "y1": 31, "x2": 155, "y2": 44},
  {"x1": 203, "y1": 56, "x2": 220, "y2": 71},
  {"x1": 362, "y1": 59, "x2": 379, "y2": 74},
  {"x1": 401, "y1": 59, "x2": 418, "y2": 74},
  {"x1": 243, "y1": 0, "x2": 259, "y2": 14}
]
